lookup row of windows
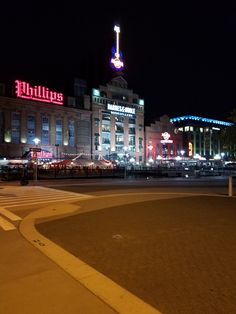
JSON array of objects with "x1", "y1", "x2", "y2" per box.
[
  {"x1": 6, "y1": 113, "x2": 89, "y2": 146},
  {"x1": 101, "y1": 113, "x2": 137, "y2": 124},
  {"x1": 178, "y1": 126, "x2": 221, "y2": 133}
]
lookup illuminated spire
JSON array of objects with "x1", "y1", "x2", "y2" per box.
[{"x1": 110, "y1": 24, "x2": 124, "y2": 71}]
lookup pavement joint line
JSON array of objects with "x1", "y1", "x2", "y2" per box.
[{"x1": 19, "y1": 198, "x2": 162, "y2": 314}]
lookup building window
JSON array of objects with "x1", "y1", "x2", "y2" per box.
[
  {"x1": 115, "y1": 134, "x2": 124, "y2": 145},
  {"x1": 129, "y1": 127, "x2": 136, "y2": 134},
  {"x1": 184, "y1": 126, "x2": 190, "y2": 132},
  {"x1": 55, "y1": 119, "x2": 62, "y2": 145},
  {"x1": 11, "y1": 112, "x2": 21, "y2": 144},
  {"x1": 115, "y1": 124, "x2": 124, "y2": 133},
  {"x1": 42, "y1": 116, "x2": 50, "y2": 145},
  {"x1": 129, "y1": 117, "x2": 136, "y2": 124},
  {"x1": 102, "y1": 113, "x2": 110, "y2": 121},
  {"x1": 115, "y1": 115, "x2": 124, "y2": 123},
  {"x1": 27, "y1": 115, "x2": 36, "y2": 144},
  {"x1": 68, "y1": 120, "x2": 75, "y2": 146},
  {"x1": 102, "y1": 132, "x2": 110, "y2": 144},
  {"x1": 129, "y1": 135, "x2": 135, "y2": 146},
  {"x1": 102, "y1": 124, "x2": 110, "y2": 132}
]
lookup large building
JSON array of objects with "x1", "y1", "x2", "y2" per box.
[
  {"x1": 90, "y1": 24, "x2": 145, "y2": 165},
  {"x1": 0, "y1": 79, "x2": 91, "y2": 159},
  {"x1": 170, "y1": 115, "x2": 233, "y2": 159},
  {"x1": 145, "y1": 115, "x2": 183, "y2": 164},
  {"x1": 91, "y1": 75, "x2": 145, "y2": 165}
]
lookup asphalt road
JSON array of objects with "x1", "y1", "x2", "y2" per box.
[
  {"x1": 1, "y1": 177, "x2": 236, "y2": 314},
  {"x1": 35, "y1": 182, "x2": 236, "y2": 314}
]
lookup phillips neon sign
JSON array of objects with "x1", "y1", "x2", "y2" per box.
[{"x1": 15, "y1": 80, "x2": 64, "y2": 105}]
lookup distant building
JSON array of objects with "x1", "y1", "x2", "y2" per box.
[
  {"x1": 145, "y1": 115, "x2": 183, "y2": 164},
  {"x1": 170, "y1": 115, "x2": 233, "y2": 159}
]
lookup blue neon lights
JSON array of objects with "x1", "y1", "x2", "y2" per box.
[{"x1": 170, "y1": 115, "x2": 233, "y2": 126}]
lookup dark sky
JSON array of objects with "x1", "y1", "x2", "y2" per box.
[{"x1": 1, "y1": 2, "x2": 236, "y2": 124}]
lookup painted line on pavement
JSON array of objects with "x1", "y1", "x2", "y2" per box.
[
  {"x1": 3, "y1": 196, "x2": 93, "y2": 208},
  {"x1": 0, "y1": 207, "x2": 22, "y2": 221},
  {"x1": 19, "y1": 192, "x2": 235, "y2": 313},
  {"x1": 19, "y1": 198, "x2": 162, "y2": 314},
  {"x1": 0, "y1": 216, "x2": 16, "y2": 231}
]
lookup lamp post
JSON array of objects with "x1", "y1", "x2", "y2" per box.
[
  {"x1": 180, "y1": 150, "x2": 185, "y2": 160},
  {"x1": 33, "y1": 138, "x2": 40, "y2": 184},
  {"x1": 123, "y1": 146, "x2": 128, "y2": 179}
]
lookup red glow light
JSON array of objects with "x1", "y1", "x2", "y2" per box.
[{"x1": 15, "y1": 80, "x2": 64, "y2": 105}]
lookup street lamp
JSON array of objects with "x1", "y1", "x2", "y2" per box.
[
  {"x1": 33, "y1": 138, "x2": 40, "y2": 184},
  {"x1": 180, "y1": 150, "x2": 185, "y2": 160}
]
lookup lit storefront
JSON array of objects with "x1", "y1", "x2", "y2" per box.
[
  {"x1": 170, "y1": 115, "x2": 233, "y2": 159},
  {"x1": 0, "y1": 79, "x2": 91, "y2": 160},
  {"x1": 145, "y1": 115, "x2": 183, "y2": 164}
]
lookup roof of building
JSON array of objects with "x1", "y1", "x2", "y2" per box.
[{"x1": 170, "y1": 115, "x2": 233, "y2": 126}]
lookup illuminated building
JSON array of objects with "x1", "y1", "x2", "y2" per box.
[
  {"x1": 170, "y1": 115, "x2": 233, "y2": 159},
  {"x1": 91, "y1": 76, "x2": 145, "y2": 164},
  {"x1": 0, "y1": 79, "x2": 91, "y2": 159},
  {"x1": 145, "y1": 115, "x2": 183, "y2": 164},
  {"x1": 91, "y1": 24, "x2": 145, "y2": 165}
]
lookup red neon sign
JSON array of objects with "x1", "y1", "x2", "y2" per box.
[{"x1": 15, "y1": 80, "x2": 64, "y2": 105}]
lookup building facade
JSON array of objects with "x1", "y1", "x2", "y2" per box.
[
  {"x1": 91, "y1": 75, "x2": 145, "y2": 165},
  {"x1": 170, "y1": 115, "x2": 233, "y2": 159},
  {"x1": 145, "y1": 115, "x2": 183, "y2": 164},
  {"x1": 0, "y1": 79, "x2": 92, "y2": 159}
]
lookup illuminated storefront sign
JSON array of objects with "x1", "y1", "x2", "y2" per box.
[
  {"x1": 110, "y1": 25, "x2": 124, "y2": 71},
  {"x1": 160, "y1": 132, "x2": 173, "y2": 144},
  {"x1": 30, "y1": 150, "x2": 53, "y2": 159},
  {"x1": 15, "y1": 80, "x2": 64, "y2": 105},
  {"x1": 107, "y1": 103, "x2": 135, "y2": 116}
]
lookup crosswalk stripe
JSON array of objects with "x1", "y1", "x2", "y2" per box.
[
  {"x1": 4, "y1": 196, "x2": 87, "y2": 208},
  {"x1": 0, "y1": 187, "x2": 92, "y2": 209},
  {"x1": 0, "y1": 207, "x2": 22, "y2": 221},
  {"x1": 0, "y1": 216, "x2": 16, "y2": 231},
  {"x1": 0, "y1": 194, "x2": 85, "y2": 205}
]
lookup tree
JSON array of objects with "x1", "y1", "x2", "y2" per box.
[{"x1": 221, "y1": 109, "x2": 236, "y2": 160}]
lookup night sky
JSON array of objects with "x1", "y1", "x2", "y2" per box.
[{"x1": 1, "y1": 2, "x2": 236, "y2": 124}]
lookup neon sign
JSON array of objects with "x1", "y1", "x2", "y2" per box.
[
  {"x1": 110, "y1": 25, "x2": 124, "y2": 71},
  {"x1": 15, "y1": 80, "x2": 64, "y2": 105},
  {"x1": 160, "y1": 132, "x2": 173, "y2": 144}
]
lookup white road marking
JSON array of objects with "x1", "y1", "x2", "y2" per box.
[
  {"x1": 0, "y1": 186, "x2": 92, "y2": 208},
  {"x1": 0, "y1": 216, "x2": 16, "y2": 231},
  {"x1": 0, "y1": 207, "x2": 22, "y2": 221}
]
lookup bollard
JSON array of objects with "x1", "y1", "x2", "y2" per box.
[{"x1": 228, "y1": 176, "x2": 233, "y2": 197}]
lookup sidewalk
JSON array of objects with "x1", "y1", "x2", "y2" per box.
[{"x1": 0, "y1": 226, "x2": 117, "y2": 314}]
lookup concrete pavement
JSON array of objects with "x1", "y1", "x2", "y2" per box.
[{"x1": 0, "y1": 208, "x2": 118, "y2": 314}]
